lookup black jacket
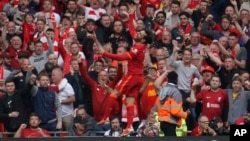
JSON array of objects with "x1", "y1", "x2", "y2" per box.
[{"x1": 0, "y1": 84, "x2": 32, "y2": 132}]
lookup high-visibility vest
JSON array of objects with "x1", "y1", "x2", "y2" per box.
[
  {"x1": 176, "y1": 118, "x2": 187, "y2": 137},
  {"x1": 155, "y1": 97, "x2": 186, "y2": 127}
]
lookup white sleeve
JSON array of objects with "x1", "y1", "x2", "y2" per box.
[{"x1": 65, "y1": 84, "x2": 75, "y2": 96}]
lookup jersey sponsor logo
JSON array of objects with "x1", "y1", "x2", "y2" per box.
[{"x1": 206, "y1": 102, "x2": 220, "y2": 108}]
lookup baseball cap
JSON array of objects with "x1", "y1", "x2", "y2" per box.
[
  {"x1": 175, "y1": 36, "x2": 184, "y2": 43},
  {"x1": 202, "y1": 66, "x2": 215, "y2": 73},
  {"x1": 74, "y1": 116, "x2": 87, "y2": 124}
]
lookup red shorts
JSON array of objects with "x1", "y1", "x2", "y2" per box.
[{"x1": 115, "y1": 74, "x2": 144, "y2": 98}]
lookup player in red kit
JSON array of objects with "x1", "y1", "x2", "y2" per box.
[{"x1": 94, "y1": 15, "x2": 153, "y2": 136}]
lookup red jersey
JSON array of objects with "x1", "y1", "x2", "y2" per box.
[
  {"x1": 80, "y1": 60, "x2": 109, "y2": 121},
  {"x1": 21, "y1": 128, "x2": 50, "y2": 138},
  {"x1": 196, "y1": 89, "x2": 228, "y2": 121},
  {"x1": 103, "y1": 43, "x2": 146, "y2": 75}
]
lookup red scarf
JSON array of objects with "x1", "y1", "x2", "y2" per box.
[
  {"x1": 23, "y1": 22, "x2": 36, "y2": 49},
  {"x1": 230, "y1": 46, "x2": 237, "y2": 58},
  {"x1": 178, "y1": 23, "x2": 193, "y2": 35}
]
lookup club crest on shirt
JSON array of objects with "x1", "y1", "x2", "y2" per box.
[
  {"x1": 131, "y1": 48, "x2": 138, "y2": 54},
  {"x1": 218, "y1": 97, "x2": 221, "y2": 102}
]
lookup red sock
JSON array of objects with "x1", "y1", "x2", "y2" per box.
[
  {"x1": 126, "y1": 104, "x2": 134, "y2": 129},
  {"x1": 102, "y1": 94, "x2": 119, "y2": 120}
]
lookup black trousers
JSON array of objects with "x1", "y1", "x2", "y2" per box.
[
  {"x1": 160, "y1": 122, "x2": 177, "y2": 136},
  {"x1": 179, "y1": 90, "x2": 196, "y2": 130}
]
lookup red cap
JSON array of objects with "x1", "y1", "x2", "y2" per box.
[{"x1": 202, "y1": 66, "x2": 215, "y2": 73}]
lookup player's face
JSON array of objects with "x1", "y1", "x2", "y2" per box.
[
  {"x1": 135, "y1": 30, "x2": 146, "y2": 42},
  {"x1": 29, "y1": 116, "x2": 40, "y2": 128}
]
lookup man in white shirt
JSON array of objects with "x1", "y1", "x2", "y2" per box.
[{"x1": 51, "y1": 68, "x2": 75, "y2": 131}]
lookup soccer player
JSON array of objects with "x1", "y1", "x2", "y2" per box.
[{"x1": 94, "y1": 14, "x2": 153, "y2": 136}]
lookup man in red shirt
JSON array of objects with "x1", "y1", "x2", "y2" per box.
[
  {"x1": 13, "y1": 113, "x2": 51, "y2": 138},
  {"x1": 191, "y1": 75, "x2": 228, "y2": 122},
  {"x1": 95, "y1": 16, "x2": 153, "y2": 136}
]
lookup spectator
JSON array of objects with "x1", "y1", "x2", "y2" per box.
[
  {"x1": 79, "y1": 59, "x2": 110, "y2": 130},
  {"x1": 0, "y1": 78, "x2": 33, "y2": 133},
  {"x1": 2, "y1": 52, "x2": 13, "y2": 72},
  {"x1": 13, "y1": 113, "x2": 51, "y2": 138},
  {"x1": 217, "y1": 55, "x2": 240, "y2": 89},
  {"x1": 77, "y1": 0, "x2": 106, "y2": 21},
  {"x1": 170, "y1": 44, "x2": 203, "y2": 130},
  {"x1": 68, "y1": 116, "x2": 96, "y2": 136},
  {"x1": 191, "y1": 114, "x2": 217, "y2": 136},
  {"x1": 51, "y1": 68, "x2": 75, "y2": 131},
  {"x1": 36, "y1": 0, "x2": 61, "y2": 27},
  {"x1": 65, "y1": 59, "x2": 87, "y2": 108},
  {"x1": 201, "y1": 14, "x2": 231, "y2": 40},
  {"x1": 75, "y1": 106, "x2": 96, "y2": 130},
  {"x1": 153, "y1": 70, "x2": 190, "y2": 136},
  {"x1": 31, "y1": 73, "x2": 63, "y2": 132},
  {"x1": 107, "y1": 66, "x2": 118, "y2": 81},
  {"x1": 48, "y1": 54, "x2": 59, "y2": 67},
  {"x1": 191, "y1": 75, "x2": 228, "y2": 122},
  {"x1": 172, "y1": 12, "x2": 196, "y2": 42},
  {"x1": 226, "y1": 76, "x2": 250, "y2": 125},
  {"x1": 165, "y1": 0, "x2": 182, "y2": 30},
  {"x1": 104, "y1": 115, "x2": 123, "y2": 137},
  {"x1": 29, "y1": 40, "x2": 54, "y2": 73},
  {"x1": 95, "y1": 14, "x2": 112, "y2": 45},
  {"x1": 137, "y1": 112, "x2": 159, "y2": 137},
  {"x1": 9, "y1": 58, "x2": 38, "y2": 90},
  {"x1": 88, "y1": 60, "x2": 104, "y2": 82},
  {"x1": 0, "y1": 53, "x2": 11, "y2": 92},
  {"x1": 3, "y1": 36, "x2": 24, "y2": 69}
]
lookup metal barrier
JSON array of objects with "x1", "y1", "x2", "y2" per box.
[
  {"x1": 0, "y1": 136, "x2": 230, "y2": 141},
  {"x1": 0, "y1": 131, "x2": 69, "y2": 138}
]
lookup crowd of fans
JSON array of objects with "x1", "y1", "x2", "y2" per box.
[{"x1": 1, "y1": 0, "x2": 250, "y2": 138}]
